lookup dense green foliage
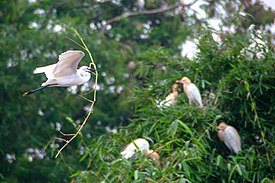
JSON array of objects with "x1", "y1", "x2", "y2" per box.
[
  {"x1": 0, "y1": 0, "x2": 275, "y2": 182},
  {"x1": 75, "y1": 30, "x2": 275, "y2": 182}
]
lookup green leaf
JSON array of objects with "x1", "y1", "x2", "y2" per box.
[
  {"x1": 236, "y1": 164, "x2": 243, "y2": 176},
  {"x1": 261, "y1": 178, "x2": 273, "y2": 183},
  {"x1": 79, "y1": 152, "x2": 89, "y2": 162},
  {"x1": 216, "y1": 155, "x2": 222, "y2": 167},
  {"x1": 169, "y1": 120, "x2": 179, "y2": 138},
  {"x1": 134, "y1": 170, "x2": 139, "y2": 180},
  {"x1": 178, "y1": 120, "x2": 193, "y2": 136}
]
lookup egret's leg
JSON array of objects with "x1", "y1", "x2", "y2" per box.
[{"x1": 23, "y1": 84, "x2": 55, "y2": 96}]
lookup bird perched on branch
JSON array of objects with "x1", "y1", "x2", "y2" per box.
[
  {"x1": 217, "y1": 122, "x2": 241, "y2": 154},
  {"x1": 23, "y1": 50, "x2": 95, "y2": 96},
  {"x1": 176, "y1": 77, "x2": 203, "y2": 107},
  {"x1": 159, "y1": 83, "x2": 179, "y2": 107},
  {"x1": 120, "y1": 138, "x2": 160, "y2": 161},
  {"x1": 136, "y1": 0, "x2": 145, "y2": 10}
]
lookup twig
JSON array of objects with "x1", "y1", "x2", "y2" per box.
[
  {"x1": 55, "y1": 138, "x2": 69, "y2": 143},
  {"x1": 244, "y1": 80, "x2": 270, "y2": 165},
  {"x1": 101, "y1": 0, "x2": 199, "y2": 32},
  {"x1": 59, "y1": 130, "x2": 75, "y2": 137},
  {"x1": 55, "y1": 25, "x2": 98, "y2": 158}
]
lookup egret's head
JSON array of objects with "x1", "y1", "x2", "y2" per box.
[
  {"x1": 172, "y1": 84, "x2": 179, "y2": 91},
  {"x1": 216, "y1": 122, "x2": 228, "y2": 131},
  {"x1": 176, "y1": 77, "x2": 191, "y2": 84},
  {"x1": 144, "y1": 150, "x2": 160, "y2": 161},
  {"x1": 79, "y1": 66, "x2": 96, "y2": 73}
]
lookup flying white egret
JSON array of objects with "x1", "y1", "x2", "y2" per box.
[
  {"x1": 176, "y1": 77, "x2": 203, "y2": 107},
  {"x1": 217, "y1": 122, "x2": 241, "y2": 154},
  {"x1": 23, "y1": 50, "x2": 95, "y2": 96},
  {"x1": 120, "y1": 138, "x2": 160, "y2": 161}
]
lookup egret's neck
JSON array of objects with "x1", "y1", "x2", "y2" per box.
[
  {"x1": 185, "y1": 80, "x2": 191, "y2": 85},
  {"x1": 183, "y1": 84, "x2": 190, "y2": 96},
  {"x1": 172, "y1": 90, "x2": 178, "y2": 97},
  {"x1": 78, "y1": 70, "x2": 91, "y2": 83}
]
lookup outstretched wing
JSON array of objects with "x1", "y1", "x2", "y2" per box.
[{"x1": 52, "y1": 50, "x2": 85, "y2": 78}]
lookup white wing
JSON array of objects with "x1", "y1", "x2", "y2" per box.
[
  {"x1": 188, "y1": 83, "x2": 203, "y2": 107},
  {"x1": 52, "y1": 50, "x2": 85, "y2": 78},
  {"x1": 223, "y1": 127, "x2": 241, "y2": 153}
]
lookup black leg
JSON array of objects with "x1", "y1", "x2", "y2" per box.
[{"x1": 23, "y1": 85, "x2": 49, "y2": 96}]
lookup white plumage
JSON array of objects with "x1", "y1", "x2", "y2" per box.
[
  {"x1": 185, "y1": 83, "x2": 203, "y2": 107},
  {"x1": 217, "y1": 122, "x2": 241, "y2": 154},
  {"x1": 163, "y1": 93, "x2": 175, "y2": 106},
  {"x1": 136, "y1": 0, "x2": 145, "y2": 9},
  {"x1": 120, "y1": 138, "x2": 160, "y2": 161},
  {"x1": 159, "y1": 84, "x2": 179, "y2": 107},
  {"x1": 24, "y1": 50, "x2": 94, "y2": 96},
  {"x1": 176, "y1": 77, "x2": 203, "y2": 107}
]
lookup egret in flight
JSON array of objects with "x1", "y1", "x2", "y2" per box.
[
  {"x1": 121, "y1": 138, "x2": 160, "y2": 161},
  {"x1": 176, "y1": 77, "x2": 203, "y2": 107},
  {"x1": 23, "y1": 50, "x2": 95, "y2": 96},
  {"x1": 217, "y1": 122, "x2": 241, "y2": 154}
]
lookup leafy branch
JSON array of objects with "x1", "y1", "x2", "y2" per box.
[
  {"x1": 243, "y1": 80, "x2": 270, "y2": 165},
  {"x1": 55, "y1": 25, "x2": 98, "y2": 158},
  {"x1": 101, "y1": 0, "x2": 199, "y2": 32}
]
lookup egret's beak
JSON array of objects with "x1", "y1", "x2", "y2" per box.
[
  {"x1": 176, "y1": 80, "x2": 185, "y2": 84},
  {"x1": 88, "y1": 67, "x2": 96, "y2": 72}
]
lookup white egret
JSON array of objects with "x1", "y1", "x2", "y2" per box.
[
  {"x1": 159, "y1": 83, "x2": 179, "y2": 107},
  {"x1": 23, "y1": 50, "x2": 95, "y2": 96},
  {"x1": 136, "y1": 0, "x2": 145, "y2": 10},
  {"x1": 176, "y1": 77, "x2": 203, "y2": 107},
  {"x1": 120, "y1": 138, "x2": 160, "y2": 161},
  {"x1": 217, "y1": 122, "x2": 241, "y2": 154}
]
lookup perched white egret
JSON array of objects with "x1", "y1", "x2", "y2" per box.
[
  {"x1": 136, "y1": 0, "x2": 145, "y2": 10},
  {"x1": 159, "y1": 83, "x2": 179, "y2": 107},
  {"x1": 176, "y1": 77, "x2": 203, "y2": 107},
  {"x1": 120, "y1": 138, "x2": 160, "y2": 161},
  {"x1": 23, "y1": 50, "x2": 95, "y2": 96},
  {"x1": 217, "y1": 122, "x2": 241, "y2": 154}
]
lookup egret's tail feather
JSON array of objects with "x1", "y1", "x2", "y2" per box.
[
  {"x1": 33, "y1": 67, "x2": 45, "y2": 74},
  {"x1": 33, "y1": 64, "x2": 56, "y2": 74}
]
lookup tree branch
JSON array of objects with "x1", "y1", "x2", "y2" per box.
[
  {"x1": 101, "y1": 0, "x2": 199, "y2": 32},
  {"x1": 55, "y1": 25, "x2": 99, "y2": 158}
]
